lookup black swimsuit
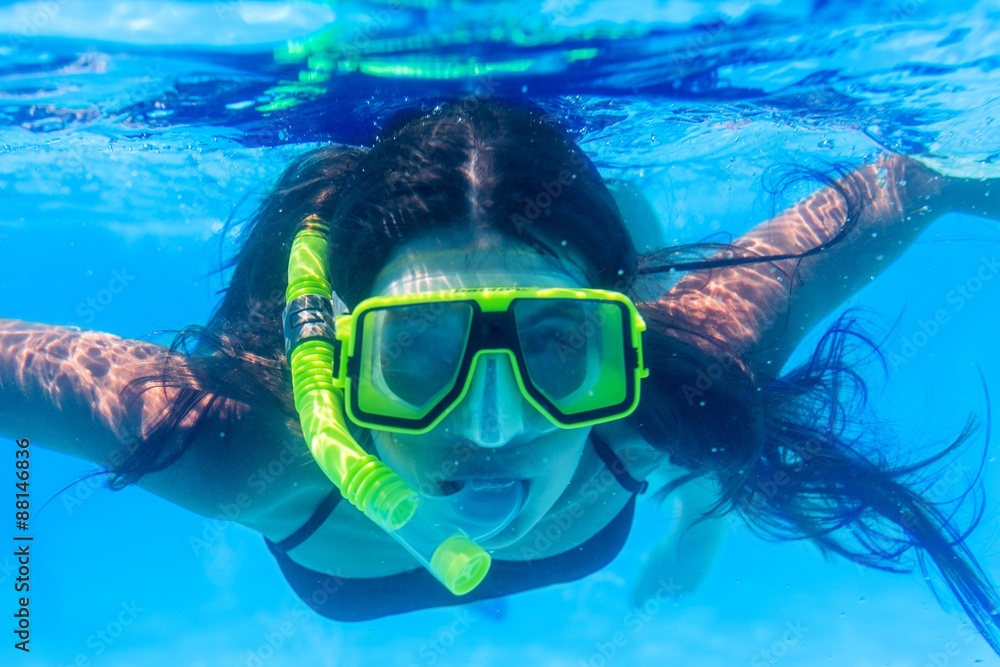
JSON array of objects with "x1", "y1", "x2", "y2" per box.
[{"x1": 266, "y1": 434, "x2": 646, "y2": 621}]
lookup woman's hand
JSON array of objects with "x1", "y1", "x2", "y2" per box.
[{"x1": 631, "y1": 475, "x2": 726, "y2": 605}]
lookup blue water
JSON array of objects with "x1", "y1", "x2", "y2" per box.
[{"x1": 1, "y1": 1, "x2": 999, "y2": 665}]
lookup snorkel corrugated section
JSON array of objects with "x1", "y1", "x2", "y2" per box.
[{"x1": 285, "y1": 215, "x2": 491, "y2": 595}]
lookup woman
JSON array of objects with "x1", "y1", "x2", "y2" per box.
[{"x1": 1, "y1": 99, "x2": 997, "y2": 643}]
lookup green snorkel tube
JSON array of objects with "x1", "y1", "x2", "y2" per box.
[{"x1": 284, "y1": 215, "x2": 492, "y2": 595}]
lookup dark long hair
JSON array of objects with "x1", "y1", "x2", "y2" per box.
[{"x1": 109, "y1": 98, "x2": 999, "y2": 650}]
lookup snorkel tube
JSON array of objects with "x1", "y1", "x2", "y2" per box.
[{"x1": 283, "y1": 215, "x2": 494, "y2": 595}]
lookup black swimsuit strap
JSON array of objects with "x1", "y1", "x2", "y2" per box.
[
  {"x1": 266, "y1": 489, "x2": 342, "y2": 554},
  {"x1": 591, "y1": 432, "x2": 649, "y2": 495}
]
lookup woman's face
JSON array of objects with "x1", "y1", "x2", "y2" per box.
[{"x1": 365, "y1": 234, "x2": 595, "y2": 548}]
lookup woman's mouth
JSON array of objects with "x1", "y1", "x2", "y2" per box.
[{"x1": 419, "y1": 478, "x2": 529, "y2": 542}]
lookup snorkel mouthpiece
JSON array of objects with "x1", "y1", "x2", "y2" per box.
[{"x1": 285, "y1": 216, "x2": 492, "y2": 595}]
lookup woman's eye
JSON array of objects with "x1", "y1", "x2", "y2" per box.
[
  {"x1": 523, "y1": 311, "x2": 585, "y2": 345},
  {"x1": 522, "y1": 326, "x2": 569, "y2": 352}
]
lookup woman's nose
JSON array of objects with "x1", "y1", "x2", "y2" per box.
[{"x1": 451, "y1": 352, "x2": 533, "y2": 448}]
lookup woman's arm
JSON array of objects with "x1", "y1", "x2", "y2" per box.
[
  {"x1": 658, "y1": 154, "x2": 996, "y2": 379},
  {"x1": 0, "y1": 318, "x2": 337, "y2": 538},
  {"x1": 0, "y1": 319, "x2": 166, "y2": 462},
  {"x1": 0, "y1": 319, "x2": 249, "y2": 517}
]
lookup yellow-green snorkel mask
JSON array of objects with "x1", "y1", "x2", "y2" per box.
[
  {"x1": 284, "y1": 215, "x2": 647, "y2": 595},
  {"x1": 337, "y1": 286, "x2": 647, "y2": 434}
]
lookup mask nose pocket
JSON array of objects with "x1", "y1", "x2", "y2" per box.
[{"x1": 457, "y1": 352, "x2": 527, "y2": 448}]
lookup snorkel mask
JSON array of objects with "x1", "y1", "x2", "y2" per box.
[{"x1": 284, "y1": 215, "x2": 647, "y2": 594}]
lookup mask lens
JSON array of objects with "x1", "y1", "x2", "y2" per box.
[
  {"x1": 357, "y1": 302, "x2": 472, "y2": 419},
  {"x1": 515, "y1": 299, "x2": 590, "y2": 398},
  {"x1": 514, "y1": 299, "x2": 627, "y2": 417}
]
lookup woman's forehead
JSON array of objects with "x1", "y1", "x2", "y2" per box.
[{"x1": 369, "y1": 234, "x2": 591, "y2": 296}]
